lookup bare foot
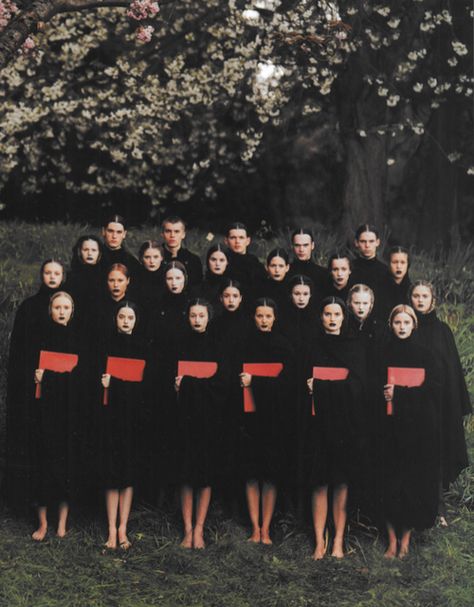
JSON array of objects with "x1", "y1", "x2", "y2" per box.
[
  {"x1": 384, "y1": 545, "x2": 397, "y2": 559},
  {"x1": 118, "y1": 527, "x2": 131, "y2": 550},
  {"x1": 312, "y1": 544, "x2": 326, "y2": 560},
  {"x1": 180, "y1": 529, "x2": 193, "y2": 549},
  {"x1": 104, "y1": 528, "x2": 117, "y2": 550},
  {"x1": 193, "y1": 525, "x2": 205, "y2": 550},
  {"x1": 331, "y1": 545, "x2": 344, "y2": 559},
  {"x1": 261, "y1": 529, "x2": 273, "y2": 546},
  {"x1": 398, "y1": 546, "x2": 409, "y2": 559},
  {"x1": 437, "y1": 516, "x2": 448, "y2": 528},
  {"x1": 32, "y1": 525, "x2": 47, "y2": 542},
  {"x1": 247, "y1": 527, "x2": 261, "y2": 543},
  {"x1": 56, "y1": 525, "x2": 67, "y2": 538}
]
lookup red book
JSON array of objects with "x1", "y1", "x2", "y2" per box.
[
  {"x1": 386, "y1": 367, "x2": 425, "y2": 415},
  {"x1": 103, "y1": 356, "x2": 146, "y2": 405},
  {"x1": 35, "y1": 350, "x2": 79, "y2": 399},
  {"x1": 177, "y1": 361, "x2": 218, "y2": 378},
  {"x1": 311, "y1": 366, "x2": 349, "y2": 415},
  {"x1": 242, "y1": 362, "x2": 283, "y2": 413}
]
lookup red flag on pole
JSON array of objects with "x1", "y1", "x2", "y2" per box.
[
  {"x1": 35, "y1": 350, "x2": 79, "y2": 399},
  {"x1": 242, "y1": 363, "x2": 283, "y2": 413}
]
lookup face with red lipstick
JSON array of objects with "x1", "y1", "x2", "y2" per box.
[{"x1": 321, "y1": 303, "x2": 344, "y2": 335}]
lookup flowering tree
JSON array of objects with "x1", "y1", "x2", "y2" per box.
[{"x1": 0, "y1": 0, "x2": 471, "y2": 243}]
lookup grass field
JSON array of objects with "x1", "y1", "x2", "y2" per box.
[{"x1": 0, "y1": 221, "x2": 472, "y2": 607}]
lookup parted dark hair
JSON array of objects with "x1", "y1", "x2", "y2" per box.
[
  {"x1": 226, "y1": 222, "x2": 248, "y2": 236},
  {"x1": 138, "y1": 240, "x2": 164, "y2": 262},
  {"x1": 355, "y1": 224, "x2": 380, "y2": 239},
  {"x1": 164, "y1": 260, "x2": 188, "y2": 287},
  {"x1": 291, "y1": 228, "x2": 314, "y2": 242},
  {"x1": 72, "y1": 235, "x2": 103, "y2": 267},
  {"x1": 161, "y1": 215, "x2": 186, "y2": 229},
  {"x1": 107, "y1": 263, "x2": 130, "y2": 278},
  {"x1": 114, "y1": 300, "x2": 140, "y2": 329},
  {"x1": 266, "y1": 248, "x2": 290, "y2": 265},
  {"x1": 327, "y1": 250, "x2": 353, "y2": 270},
  {"x1": 40, "y1": 258, "x2": 65, "y2": 279},
  {"x1": 187, "y1": 298, "x2": 214, "y2": 322},
  {"x1": 103, "y1": 214, "x2": 127, "y2": 229},
  {"x1": 289, "y1": 274, "x2": 314, "y2": 293},
  {"x1": 206, "y1": 244, "x2": 230, "y2": 266},
  {"x1": 388, "y1": 245, "x2": 410, "y2": 266},
  {"x1": 254, "y1": 297, "x2": 278, "y2": 317},
  {"x1": 219, "y1": 278, "x2": 243, "y2": 295},
  {"x1": 319, "y1": 296, "x2": 349, "y2": 333}
]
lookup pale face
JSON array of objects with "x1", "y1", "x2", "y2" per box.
[
  {"x1": 208, "y1": 251, "x2": 228, "y2": 275},
  {"x1": 266, "y1": 256, "x2": 289, "y2": 282},
  {"x1": 354, "y1": 231, "x2": 380, "y2": 259},
  {"x1": 189, "y1": 304, "x2": 209, "y2": 333},
  {"x1": 162, "y1": 222, "x2": 185, "y2": 251},
  {"x1": 50, "y1": 296, "x2": 73, "y2": 326},
  {"x1": 142, "y1": 247, "x2": 163, "y2": 272},
  {"x1": 254, "y1": 305, "x2": 275, "y2": 332},
  {"x1": 225, "y1": 229, "x2": 250, "y2": 254},
  {"x1": 221, "y1": 286, "x2": 242, "y2": 312},
  {"x1": 80, "y1": 240, "x2": 100, "y2": 265},
  {"x1": 391, "y1": 312, "x2": 414, "y2": 339},
  {"x1": 165, "y1": 268, "x2": 185, "y2": 294},
  {"x1": 291, "y1": 285, "x2": 311, "y2": 309},
  {"x1": 410, "y1": 285, "x2": 433, "y2": 314},
  {"x1": 330, "y1": 258, "x2": 351, "y2": 289},
  {"x1": 390, "y1": 253, "x2": 409, "y2": 284},
  {"x1": 349, "y1": 291, "x2": 373, "y2": 321},
  {"x1": 292, "y1": 234, "x2": 315, "y2": 261},
  {"x1": 107, "y1": 270, "x2": 129, "y2": 301},
  {"x1": 321, "y1": 303, "x2": 344, "y2": 335},
  {"x1": 103, "y1": 222, "x2": 126, "y2": 250},
  {"x1": 116, "y1": 306, "x2": 136, "y2": 335},
  {"x1": 42, "y1": 262, "x2": 64, "y2": 289}
]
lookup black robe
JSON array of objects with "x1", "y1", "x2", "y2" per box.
[
  {"x1": 321, "y1": 280, "x2": 353, "y2": 303},
  {"x1": 414, "y1": 310, "x2": 471, "y2": 487},
  {"x1": 253, "y1": 278, "x2": 291, "y2": 319},
  {"x1": 162, "y1": 247, "x2": 203, "y2": 287},
  {"x1": 131, "y1": 265, "x2": 165, "y2": 316},
  {"x1": 175, "y1": 329, "x2": 227, "y2": 487},
  {"x1": 101, "y1": 245, "x2": 141, "y2": 277},
  {"x1": 190, "y1": 271, "x2": 228, "y2": 312},
  {"x1": 3, "y1": 284, "x2": 64, "y2": 513},
  {"x1": 98, "y1": 332, "x2": 149, "y2": 490},
  {"x1": 65, "y1": 262, "x2": 105, "y2": 329},
  {"x1": 304, "y1": 332, "x2": 367, "y2": 490},
  {"x1": 226, "y1": 251, "x2": 267, "y2": 300},
  {"x1": 351, "y1": 256, "x2": 390, "y2": 319},
  {"x1": 378, "y1": 273, "x2": 412, "y2": 324},
  {"x1": 377, "y1": 336, "x2": 440, "y2": 531},
  {"x1": 238, "y1": 328, "x2": 294, "y2": 484}
]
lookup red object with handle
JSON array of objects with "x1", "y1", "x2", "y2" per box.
[
  {"x1": 242, "y1": 362, "x2": 283, "y2": 413},
  {"x1": 177, "y1": 361, "x2": 218, "y2": 378},
  {"x1": 311, "y1": 366, "x2": 349, "y2": 415},
  {"x1": 35, "y1": 350, "x2": 79, "y2": 399},
  {"x1": 386, "y1": 367, "x2": 425, "y2": 415},
  {"x1": 103, "y1": 356, "x2": 146, "y2": 405}
]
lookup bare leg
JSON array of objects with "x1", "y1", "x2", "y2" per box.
[
  {"x1": 246, "y1": 480, "x2": 261, "y2": 542},
  {"x1": 261, "y1": 482, "x2": 277, "y2": 545},
  {"x1": 193, "y1": 486, "x2": 212, "y2": 549},
  {"x1": 32, "y1": 506, "x2": 48, "y2": 541},
  {"x1": 118, "y1": 486, "x2": 134, "y2": 549},
  {"x1": 311, "y1": 486, "x2": 328, "y2": 560},
  {"x1": 399, "y1": 528, "x2": 411, "y2": 559},
  {"x1": 331, "y1": 483, "x2": 348, "y2": 558},
  {"x1": 105, "y1": 489, "x2": 119, "y2": 549},
  {"x1": 56, "y1": 501, "x2": 69, "y2": 537},
  {"x1": 384, "y1": 521, "x2": 397, "y2": 559},
  {"x1": 180, "y1": 485, "x2": 193, "y2": 548}
]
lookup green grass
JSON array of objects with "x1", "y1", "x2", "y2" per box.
[{"x1": 0, "y1": 220, "x2": 472, "y2": 607}]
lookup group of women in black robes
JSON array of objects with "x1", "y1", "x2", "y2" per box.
[{"x1": 2, "y1": 222, "x2": 470, "y2": 559}]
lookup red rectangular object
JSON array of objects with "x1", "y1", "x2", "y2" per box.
[
  {"x1": 103, "y1": 356, "x2": 146, "y2": 405},
  {"x1": 242, "y1": 363, "x2": 283, "y2": 413},
  {"x1": 311, "y1": 366, "x2": 349, "y2": 415},
  {"x1": 178, "y1": 361, "x2": 217, "y2": 378},
  {"x1": 35, "y1": 350, "x2": 79, "y2": 399},
  {"x1": 386, "y1": 367, "x2": 425, "y2": 415}
]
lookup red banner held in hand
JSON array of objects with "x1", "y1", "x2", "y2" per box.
[
  {"x1": 242, "y1": 362, "x2": 283, "y2": 413},
  {"x1": 177, "y1": 361, "x2": 217, "y2": 378},
  {"x1": 386, "y1": 367, "x2": 425, "y2": 415},
  {"x1": 35, "y1": 350, "x2": 79, "y2": 399},
  {"x1": 311, "y1": 366, "x2": 349, "y2": 415},
  {"x1": 103, "y1": 356, "x2": 146, "y2": 405}
]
